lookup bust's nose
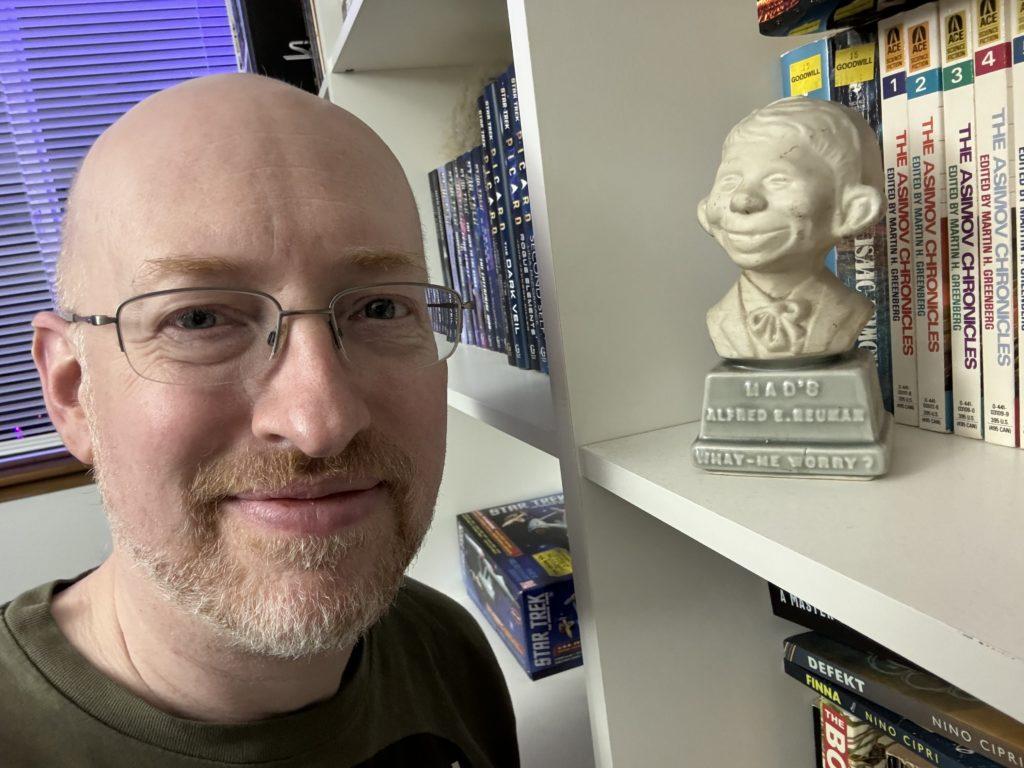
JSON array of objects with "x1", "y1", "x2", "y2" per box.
[{"x1": 729, "y1": 188, "x2": 768, "y2": 215}]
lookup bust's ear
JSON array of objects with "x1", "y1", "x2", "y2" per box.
[
  {"x1": 697, "y1": 197, "x2": 712, "y2": 235},
  {"x1": 835, "y1": 184, "x2": 882, "y2": 238}
]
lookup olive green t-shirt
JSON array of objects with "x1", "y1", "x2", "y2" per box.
[{"x1": 0, "y1": 573, "x2": 519, "y2": 767}]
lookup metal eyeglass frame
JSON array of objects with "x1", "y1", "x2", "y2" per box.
[{"x1": 56, "y1": 281, "x2": 476, "y2": 372}]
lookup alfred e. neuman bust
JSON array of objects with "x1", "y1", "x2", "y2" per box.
[{"x1": 697, "y1": 96, "x2": 884, "y2": 361}]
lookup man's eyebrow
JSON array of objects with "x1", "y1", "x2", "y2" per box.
[{"x1": 131, "y1": 249, "x2": 425, "y2": 291}]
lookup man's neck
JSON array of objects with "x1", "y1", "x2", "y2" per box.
[{"x1": 50, "y1": 556, "x2": 353, "y2": 724}]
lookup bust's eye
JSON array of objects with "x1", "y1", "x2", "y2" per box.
[
  {"x1": 716, "y1": 174, "x2": 741, "y2": 191},
  {"x1": 763, "y1": 173, "x2": 791, "y2": 189}
]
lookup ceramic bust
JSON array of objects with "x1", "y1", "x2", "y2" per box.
[{"x1": 697, "y1": 96, "x2": 884, "y2": 361}]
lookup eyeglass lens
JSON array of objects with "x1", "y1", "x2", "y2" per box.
[{"x1": 116, "y1": 285, "x2": 462, "y2": 385}]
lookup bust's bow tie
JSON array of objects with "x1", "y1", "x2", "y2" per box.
[{"x1": 747, "y1": 298, "x2": 811, "y2": 353}]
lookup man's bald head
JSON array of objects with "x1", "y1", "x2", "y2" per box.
[{"x1": 56, "y1": 73, "x2": 422, "y2": 317}]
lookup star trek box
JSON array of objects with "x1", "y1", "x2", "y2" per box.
[{"x1": 457, "y1": 493, "x2": 583, "y2": 680}]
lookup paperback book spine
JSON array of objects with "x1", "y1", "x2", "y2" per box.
[
  {"x1": 487, "y1": 78, "x2": 530, "y2": 369},
  {"x1": 940, "y1": 0, "x2": 985, "y2": 438},
  {"x1": 785, "y1": 636, "x2": 1023, "y2": 768},
  {"x1": 831, "y1": 26, "x2": 895, "y2": 413},
  {"x1": 785, "y1": 661, "x2": 1001, "y2": 768},
  {"x1": 1011, "y1": 0, "x2": 1024, "y2": 445},
  {"x1": 428, "y1": 169, "x2": 454, "y2": 292},
  {"x1": 781, "y1": 38, "x2": 839, "y2": 274},
  {"x1": 452, "y1": 155, "x2": 480, "y2": 347},
  {"x1": 880, "y1": 13, "x2": 921, "y2": 424},
  {"x1": 974, "y1": 0, "x2": 1018, "y2": 444},
  {"x1": 509, "y1": 69, "x2": 549, "y2": 373},
  {"x1": 477, "y1": 95, "x2": 512, "y2": 359},
  {"x1": 469, "y1": 147, "x2": 497, "y2": 350},
  {"x1": 498, "y1": 69, "x2": 540, "y2": 370},
  {"x1": 438, "y1": 162, "x2": 468, "y2": 345},
  {"x1": 889, "y1": 742, "x2": 941, "y2": 767},
  {"x1": 820, "y1": 696, "x2": 895, "y2": 767},
  {"x1": 906, "y1": 2, "x2": 954, "y2": 431}
]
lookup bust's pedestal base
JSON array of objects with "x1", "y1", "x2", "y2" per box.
[{"x1": 690, "y1": 349, "x2": 892, "y2": 480}]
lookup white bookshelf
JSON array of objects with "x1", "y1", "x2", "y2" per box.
[
  {"x1": 447, "y1": 345, "x2": 556, "y2": 456},
  {"x1": 323, "y1": 0, "x2": 511, "y2": 74},
  {"x1": 580, "y1": 421, "x2": 1024, "y2": 723},
  {"x1": 318, "y1": 1, "x2": 1023, "y2": 766}
]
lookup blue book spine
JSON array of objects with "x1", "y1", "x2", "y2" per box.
[
  {"x1": 486, "y1": 80, "x2": 529, "y2": 368},
  {"x1": 471, "y1": 145, "x2": 505, "y2": 351},
  {"x1": 479, "y1": 93, "x2": 515, "y2": 363},
  {"x1": 785, "y1": 661, "x2": 999, "y2": 768},
  {"x1": 509, "y1": 69, "x2": 549, "y2": 374},
  {"x1": 780, "y1": 38, "x2": 838, "y2": 274},
  {"x1": 468, "y1": 147, "x2": 497, "y2": 350},
  {"x1": 498, "y1": 69, "x2": 540, "y2": 370},
  {"x1": 453, "y1": 154, "x2": 481, "y2": 347},
  {"x1": 428, "y1": 169, "x2": 454, "y2": 292},
  {"x1": 437, "y1": 163, "x2": 468, "y2": 345}
]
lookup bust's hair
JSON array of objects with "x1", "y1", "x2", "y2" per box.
[{"x1": 722, "y1": 97, "x2": 883, "y2": 195}]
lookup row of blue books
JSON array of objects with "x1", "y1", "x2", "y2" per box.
[{"x1": 427, "y1": 65, "x2": 549, "y2": 373}]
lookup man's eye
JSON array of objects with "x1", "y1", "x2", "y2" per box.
[
  {"x1": 763, "y1": 174, "x2": 791, "y2": 188},
  {"x1": 358, "y1": 298, "x2": 411, "y2": 320},
  {"x1": 172, "y1": 307, "x2": 221, "y2": 330}
]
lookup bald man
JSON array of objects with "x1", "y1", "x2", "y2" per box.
[{"x1": 3, "y1": 74, "x2": 519, "y2": 767}]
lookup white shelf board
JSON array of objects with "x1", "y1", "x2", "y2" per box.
[
  {"x1": 579, "y1": 421, "x2": 1024, "y2": 723},
  {"x1": 447, "y1": 344, "x2": 557, "y2": 457},
  {"x1": 327, "y1": 0, "x2": 512, "y2": 73}
]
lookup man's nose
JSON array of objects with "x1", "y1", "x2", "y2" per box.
[
  {"x1": 249, "y1": 314, "x2": 371, "y2": 457},
  {"x1": 729, "y1": 187, "x2": 768, "y2": 215}
]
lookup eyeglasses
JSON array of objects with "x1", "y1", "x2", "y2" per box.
[{"x1": 58, "y1": 282, "x2": 474, "y2": 386}]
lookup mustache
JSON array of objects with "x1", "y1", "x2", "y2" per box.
[{"x1": 185, "y1": 430, "x2": 416, "y2": 504}]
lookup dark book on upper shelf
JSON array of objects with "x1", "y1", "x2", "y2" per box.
[
  {"x1": 785, "y1": 632, "x2": 1024, "y2": 768},
  {"x1": 758, "y1": 0, "x2": 930, "y2": 37},
  {"x1": 769, "y1": 584, "x2": 913, "y2": 666}
]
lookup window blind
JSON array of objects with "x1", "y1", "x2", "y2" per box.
[{"x1": 0, "y1": 0, "x2": 239, "y2": 471}]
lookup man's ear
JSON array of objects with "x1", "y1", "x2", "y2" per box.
[
  {"x1": 31, "y1": 311, "x2": 94, "y2": 465},
  {"x1": 834, "y1": 184, "x2": 882, "y2": 238},
  {"x1": 697, "y1": 197, "x2": 712, "y2": 235}
]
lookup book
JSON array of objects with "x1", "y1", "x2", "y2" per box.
[
  {"x1": 880, "y1": 12, "x2": 921, "y2": 424},
  {"x1": 831, "y1": 26, "x2": 895, "y2": 413},
  {"x1": 477, "y1": 94, "x2": 513, "y2": 362},
  {"x1": 817, "y1": 702, "x2": 826, "y2": 768},
  {"x1": 498, "y1": 68, "x2": 541, "y2": 370},
  {"x1": 437, "y1": 162, "x2": 468, "y2": 345},
  {"x1": 941, "y1": 0, "x2": 985, "y2": 438},
  {"x1": 467, "y1": 148, "x2": 497, "y2": 350},
  {"x1": 785, "y1": 631, "x2": 1024, "y2": 768},
  {"x1": 760, "y1": 0, "x2": 932, "y2": 36},
  {"x1": 428, "y1": 169, "x2": 454, "y2": 294},
  {"x1": 484, "y1": 79, "x2": 529, "y2": 369},
  {"x1": 786, "y1": 660, "x2": 1001, "y2": 768},
  {"x1": 509, "y1": 68, "x2": 549, "y2": 373},
  {"x1": 820, "y1": 696, "x2": 895, "y2": 767},
  {"x1": 781, "y1": 38, "x2": 840, "y2": 274},
  {"x1": 974, "y1": 0, "x2": 1018, "y2": 445},
  {"x1": 889, "y1": 741, "x2": 947, "y2": 767},
  {"x1": 451, "y1": 156, "x2": 479, "y2": 347},
  {"x1": 905, "y1": 2, "x2": 954, "y2": 432},
  {"x1": 1011, "y1": 0, "x2": 1024, "y2": 445},
  {"x1": 769, "y1": 584, "x2": 915, "y2": 666}
]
